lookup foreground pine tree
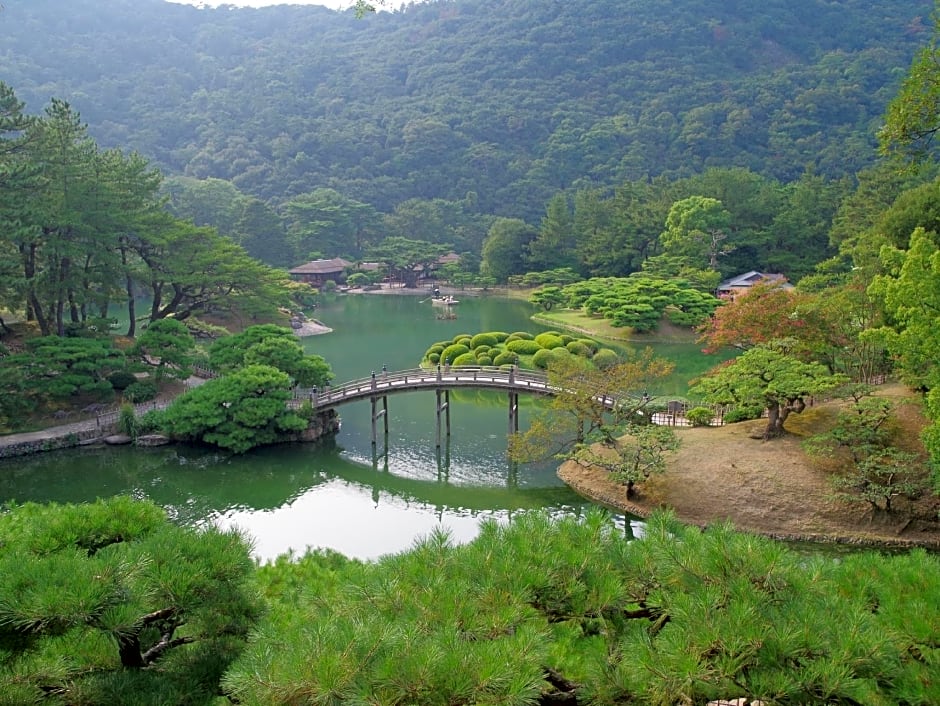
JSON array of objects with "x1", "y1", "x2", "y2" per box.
[
  {"x1": 228, "y1": 511, "x2": 940, "y2": 706},
  {"x1": 0, "y1": 497, "x2": 262, "y2": 705}
]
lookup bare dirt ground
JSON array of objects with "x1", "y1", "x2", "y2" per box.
[{"x1": 559, "y1": 387, "x2": 940, "y2": 549}]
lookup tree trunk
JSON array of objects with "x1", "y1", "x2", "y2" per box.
[{"x1": 763, "y1": 403, "x2": 787, "y2": 439}]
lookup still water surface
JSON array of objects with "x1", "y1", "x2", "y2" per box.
[{"x1": 0, "y1": 293, "x2": 724, "y2": 561}]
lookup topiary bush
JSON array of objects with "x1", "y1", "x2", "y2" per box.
[
  {"x1": 566, "y1": 341, "x2": 592, "y2": 357},
  {"x1": 592, "y1": 348, "x2": 620, "y2": 369},
  {"x1": 476, "y1": 355, "x2": 493, "y2": 366},
  {"x1": 532, "y1": 348, "x2": 555, "y2": 369},
  {"x1": 451, "y1": 352, "x2": 478, "y2": 367},
  {"x1": 441, "y1": 343, "x2": 470, "y2": 364},
  {"x1": 428, "y1": 352, "x2": 441, "y2": 364},
  {"x1": 108, "y1": 370, "x2": 139, "y2": 391},
  {"x1": 493, "y1": 351, "x2": 518, "y2": 366},
  {"x1": 506, "y1": 339, "x2": 542, "y2": 355},
  {"x1": 470, "y1": 333, "x2": 499, "y2": 349},
  {"x1": 685, "y1": 406, "x2": 715, "y2": 427},
  {"x1": 576, "y1": 338, "x2": 599, "y2": 352},
  {"x1": 534, "y1": 332, "x2": 565, "y2": 349},
  {"x1": 505, "y1": 332, "x2": 534, "y2": 342},
  {"x1": 123, "y1": 380, "x2": 158, "y2": 403}
]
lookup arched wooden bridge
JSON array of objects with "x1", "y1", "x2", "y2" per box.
[
  {"x1": 290, "y1": 366, "x2": 574, "y2": 447},
  {"x1": 288, "y1": 365, "x2": 705, "y2": 448}
]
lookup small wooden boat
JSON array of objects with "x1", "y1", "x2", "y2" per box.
[{"x1": 431, "y1": 296, "x2": 459, "y2": 306}]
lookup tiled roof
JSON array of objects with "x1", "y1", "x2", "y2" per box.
[
  {"x1": 718, "y1": 271, "x2": 788, "y2": 289},
  {"x1": 288, "y1": 258, "x2": 352, "y2": 275}
]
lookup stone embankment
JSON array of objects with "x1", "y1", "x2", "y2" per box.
[{"x1": 0, "y1": 382, "x2": 340, "y2": 459}]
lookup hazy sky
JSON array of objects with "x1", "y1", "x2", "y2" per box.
[{"x1": 166, "y1": 1, "x2": 351, "y2": 10}]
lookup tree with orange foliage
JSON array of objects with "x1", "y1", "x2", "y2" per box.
[{"x1": 696, "y1": 280, "x2": 807, "y2": 353}]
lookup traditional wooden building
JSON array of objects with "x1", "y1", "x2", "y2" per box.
[
  {"x1": 288, "y1": 258, "x2": 352, "y2": 286},
  {"x1": 716, "y1": 271, "x2": 792, "y2": 299}
]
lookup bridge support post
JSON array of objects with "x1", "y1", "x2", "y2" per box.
[
  {"x1": 371, "y1": 395, "x2": 388, "y2": 448},
  {"x1": 435, "y1": 388, "x2": 450, "y2": 448},
  {"x1": 370, "y1": 371, "x2": 388, "y2": 449},
  {"x1": 508, "y1": 391, "x2": 519, "y2": 435}
]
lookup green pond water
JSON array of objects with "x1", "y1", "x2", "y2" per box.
[{"x1": 0, "y1": 293, "x2": 729, "y2": 561}]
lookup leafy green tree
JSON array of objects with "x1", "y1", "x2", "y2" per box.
[
  {"x1": 3, "y1": 335, "x2": 124, "y2": 403},
  {"x1": 481, "y1": 218, "x2": 536, "y2": 283},
  {"x1": 529, "y1": 285, "x2": 566, "y2": 311},
  {"x1": 208, "y1": 324, "x2": 332, "y2": 387},
  {"x1": 283, "y1": 188, "x2": 380, "y2": 263},
  {"x1": 510, "y1": 350, "x2": 673, "y2": 462},
  {"x1": 832, "y1": 448, "x2": 928, "y2": 513},
  {"x1": 880, "y1": 11, "x2": 940, "y2": 164},
  {"x1": 366, "y1": 236, "x2": 451, "y2": 288},
  {"x1": 690, "y1": 342, "x2": 847, "y2": 439},
  {"x1": 660, "y1": 195, "x2": 733, "y2": 271},
  {"x1": 867, "y1": 227, "x2": 940, "y2": 391},
  {"x1": 527, "y1": 193, "x2": 577, "y2": 272},
  {"x1": 132, "y1": 317, "x2": 196, "y2": 382},
  {"x1": 130, "y1": 213, "x2": 292, "y2": 325},
  {"x1": 572, "y1": 424, "x2": 679, "y2": 499},
  {"x1": 0, "y1": 496, "x2": 262, "y2": 705},
  {"x1": 160, "y1": 364, "x2": 308, "y2": 453},
  {"x1": 804, "y1": 392, "x2": 930, "y2": 513},
  {"x1": 243, "y1": 336, "x2": 333, "y2": 388}
]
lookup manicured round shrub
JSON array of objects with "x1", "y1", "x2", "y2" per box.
[
  {"x1": 427, "y1": 352, "x2": 441, "y2": 364},
  {"x1": 493, "y1": 351, "x2": 517, "y2": 366},
  {"x1": 506, "y1": 339, "x2": 541, "y2": 355},
  {"x1": 124, "y1": 380, "x2": 158, "y2": 403},
  {"x1": 576, "y1": 338, "x2": 599, "y2": 352},
  {"x1": 686, "y1": 406, "x2": 715, "y2": 427},
  {"x1": 473, "y1": 345, "x2": 492, "y2": 356},
  {"x1": 427, "y1": 344, "x2": 446, "y2": 356},
  {"x1": 455, "y1": 337, "x2": 472, "y2": 348},
  {"x1": 534, "y1": 332, "x2": 565, "y2": 350},
  {"x1": 470, "y1": 333, "x2": 499, "y2": 348},
  {"x1": 108, "y1": 370, "x2": 138, "y2": 391},
  {"x1": 532, "y1": 348, "x2": 555, "y2": 369},
  {"x1": 476, "y1": 355, "x2": 493, "y2": 366},
  {"x1": 566, "y1": 341, "x2": 592, "y2": 357},
  {"x1": 592, "y1": 348, "x2": 620, "y2": 369},
  {"x1": 452, "y1": 334, "x2": 472, "y2": 343},
  {"x1": 505, "y1": 331, "x2": 533, "y2": 342},
  {"x1": 441, "y1": 343, "x2": 470, "y2": 364},
  {"x1": 560, "y1": 334, "x2": 575, "y2": 345},
  {"x1": 451, "y1": 352, "x2": 478, "y2": 367},
  {"x1": 491, "y1": 331, "x2": 510, "y2": 342}
]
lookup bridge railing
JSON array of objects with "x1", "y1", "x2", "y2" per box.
[{"x1": 289, "y1": 366, "x2": 553, "y2": 409}]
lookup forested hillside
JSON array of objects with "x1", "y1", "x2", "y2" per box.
[{"x1": 0, "y1": 0, "x2": 931, "y2": 218}]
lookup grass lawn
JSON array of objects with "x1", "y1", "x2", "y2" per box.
[{"x1": 532, "y1": 308, "x2": 699, "y2": 345}]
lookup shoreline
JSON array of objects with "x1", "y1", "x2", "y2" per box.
[{"x1": 557, "y1": 462, "x2": 940, "y2": 549}]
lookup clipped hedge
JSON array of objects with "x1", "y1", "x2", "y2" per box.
[
  {"x1": 566, "y1": 341, "x2": 592, "y2": 357},
  {"x1": 493, "y1": 351, "x2": 518, "y2": 366},
  {"x1": 505, "y1": 331, "x2": 534, "y2": 342},
  {"x1": 532, "y1": 348, "x2": 555, "y2": 369},
  {"x1": 470, "y1": 333, "x2": 499, "y2": 348},
  {"x1": 506, "y1": 339, "x2": 542, "y2": 355},
  {"x1": 534, "y1": 332, "x2": 565, "y2": 349},
  {"x1": 441, "y1": 343, "x2": 470, "y2": 364},
  {"x1": 592, "y1": 348, "x2": 620, "y2": 369},
  {"x1": 451, "y1": 352, "x2": 478, "y2": 367}
]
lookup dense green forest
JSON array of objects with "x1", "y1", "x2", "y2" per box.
[{"x1": 0, "y1": 0, "x2": 932, "y2": 221}]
